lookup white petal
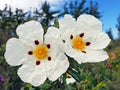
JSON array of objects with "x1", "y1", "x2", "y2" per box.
[
  {"x1": 16, "y1": 20, "x2": 44, "y2": 47},
  {"x1": 77, "y1": 14, "x2": 102, "y2": 32},
  {"x1": 59, "y1": 14, "x2": 76, "y2": 40},
  {"x1": 44, "y1": 36, "x2": 69, "y2": 81},
  {"x1": 65, "y1": 39, "x2": 84, "y2": 64},
  {"x1": 65, "y1": 39, "x2": 108, "y2": 63},
  {"x1": 17, "y1": 61, "x2": 47, "y2": 86},
  {"x1": 79, "y1": 49, "x2": 109, "y2": 63},
  {"x1": 45, "y1": 27, "x2": 65, "y2": 52},
  {"x1": 59, "y1": 14, "x2": 75, "y2": 30},
  {"x1": 4, "y1": 38, "x2": 28, "y2": 66},
  {"x1": 66, "y1": 77, "x2": 76, "y2": 84},
  {"x1": 45, "y1": 53, "x2": 69, "y2": 81},
  {"x1": 45, "y1": 27, "x2": 60, "y2": 39},
  {"x1": 85, "y1": 32, "x2": 111, "y2": 49},
  {"x1": 45, "y1": 34, "x2": 65, "y2": 54}
]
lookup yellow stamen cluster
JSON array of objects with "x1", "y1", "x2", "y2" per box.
[
  {"x1": 72, "y1": 36, "x2": 85, "y2": 51},
  {"x1": 33, "y1": 45, "x2": 48, "y2": 60}
]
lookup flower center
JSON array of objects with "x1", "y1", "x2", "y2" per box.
[
  {"x1": 72, "y1": 36, "x2": 85, "y2": 51},
  {"x1": 33, "y1": 45, "x2": 48, "y2": 60}
]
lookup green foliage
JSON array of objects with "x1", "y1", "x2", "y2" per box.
[
  {"x1": 106, "y1": 28, "x2": 114, "y2": 40},
  {"x1": 63, "y1": 0, "x2": 88, "y2": 19},
  {"x1": 0, "y1": 5, "x2": 31, "y2": 46},
  {"x1": 63, "y1": 0, "x2": 101, "y2": 20},
  {"x1": 87, "y1": 1, "x2": 102, "y2": 19},
  {"x1": 33, "y1": 1, "x2": 61, "y2": 30}
]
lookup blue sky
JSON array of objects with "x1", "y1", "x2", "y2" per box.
[
  {"x1": 0, "y1": 0, "x2": 120, "y2": 38},
  {"x1": 86, "y1": 0, "x2": 120, "y2": 29},
  {"x1": 90, "y1": 0, "x2": 120, "y2": 38}
]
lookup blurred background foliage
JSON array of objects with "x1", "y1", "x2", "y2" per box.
[{"x1": 0, "y1": 0, "x2": 120, "y2": 90}]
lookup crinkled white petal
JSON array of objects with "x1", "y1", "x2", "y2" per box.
[
  {"x1": 45, "y1": 35, "x2": 65, "y2": 55},
  {"x1": 76, "y1": 14, "x2": 102, "y2": 34},
  {"x1": 44, "y1": 37, "x2": 69, "y2": 81},
  {"x1": 45, "y1": 27, "x2": 65, "y2": 53},
  {"x1": 85, "y1": 49, "x2": 108, "y2": 62},
  {"x1": 59, "y1": 14, "x2": 102, "y2": 41},
  {"x1": 85, "y1": 32, "x2": 111, "y2": 49},
  {"x1": 70, "y1": 15, "x2": 102, "y2": 41},
  {"x1": 75, "y1": 49, "x2": 108, "y2": 63},
  {"x1": 65, "y1": 38, "x2": 108, "y2": 63},
  {"x1": 65, "y1": 39, "x2": 84, "y2": 64},
  {"x1": 45, "y1": 53, "x2": 69, "y2": 81},
  {"x1": 59, "y1": 14, "x2": 76, "y2": 40},
  {"x1": 45, "y1": 27, "x2": 60, "y2": 38},
  {"x1": 16, "y1": 20, "x2": 44, "y2": 47},
  {"x1": 17, "y1": 61, "x2": 47, "y2": 86},
  {"x1": 4, "y1": 38, "x2": 28, "y2": 66}
]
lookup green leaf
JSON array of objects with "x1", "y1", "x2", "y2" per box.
[
  {"x1": 54, "y1": 18, "x2": 59, "y2": 28},
  {"x1": 67, "y1": 68, "x2": 82, "y2": 82}
]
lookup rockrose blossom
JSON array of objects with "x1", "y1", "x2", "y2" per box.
[
  {"x1": 59, "y1": 14, "x2": 111, "y2": 64},
  {"x1": 4, "y1": 21, "x2": 69, "y2": 86}
]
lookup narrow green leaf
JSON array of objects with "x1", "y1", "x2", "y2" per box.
[{"x1": 67, "y1": 68, "x2": 82, "y2": 82}]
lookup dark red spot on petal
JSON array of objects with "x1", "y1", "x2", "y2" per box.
[
  {"x1": 80, "y1": 33, "x2": 84, "y2": 37},
  {"x1": 34, "y1": 40, "x2": 39, "y2": 45},
  {"x1": 36, "y1": 61, "x2": 40, "y2": 65},
  {"x1": 47, "y1": 44, "x2": 51, "y2": 49},
  {"x1": 28, "y1": 51, "x2": 33, "y2": 55},
  {"x1": 86, "y1": 42, "x2": 91, "y2": 46},
  {"x1": 70, "y1": 35, "x2": 73, "y2": 39},
  {"x1": 48, "y1": 56, "x2": 51, "y2": 61},
  {"x1": 82, "y1": 51, "x2": 86, "y2": 53}
]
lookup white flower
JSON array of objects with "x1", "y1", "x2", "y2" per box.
[
  {"x1": 59, "y1": 14, "x2": 111, "y2": 64},
  {"x1": 4, "y1": 21, "x2": 69, "y2": 86}
]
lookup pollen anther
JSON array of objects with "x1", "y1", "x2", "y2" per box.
[
  {"x1": 86, "y1": 42, "x2": 91, "y2": 46},
  {"x1": 47, "y1": 44, "x2": 51, "y2": 49},
  {"x1": 80, "y1": 33, "x2": 84, "y2": 37},
  {"x1": 34, "y1": 40, "x2": 39, "y2": 45},
  {"x1": 48, "y1": 56, "x2": 51, "y2": 61},
  {"x1": 28, "y1": 51, "x2": 33, "y2": 55},
  {"x1": 70, "y1": 35, "x2": 73, "y2": 39},
  {"x1": 36, "y1": 61, "x2": 40, "y2": 65}
]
